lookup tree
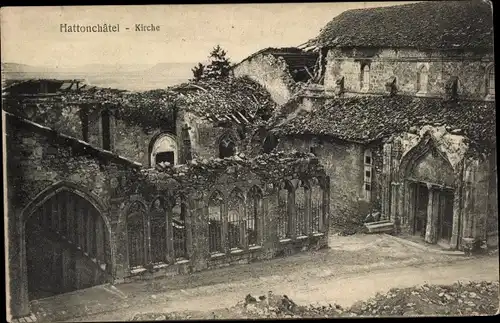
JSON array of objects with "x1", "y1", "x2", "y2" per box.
[
  {"x1": 191, "y1": 63, "x2": 205, "y2": 82},
  {"x1": 191, "y1": 45, "x2": 232, "y2": 81}
]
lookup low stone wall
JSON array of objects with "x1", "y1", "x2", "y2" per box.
[{"x1": 113, "y1": 151, "x2": 330, "y2": 282}]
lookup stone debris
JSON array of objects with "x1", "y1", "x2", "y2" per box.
[{"x1": 129, "y1": 281, "x2": 499, "y2": 320}]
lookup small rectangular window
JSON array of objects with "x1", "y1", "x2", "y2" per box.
[
  {"x1": 365, "y1": 183, "x2": 371, "y2": 191},
  {"x1": 365, "y1": 170, "x2": 371, "y2": 179},
  {"x1": 365, "y1": 156, "x2": 372, "y2": 165}
]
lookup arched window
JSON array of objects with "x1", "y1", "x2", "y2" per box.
[
  {"x1": 149, "y1": 198, "x2": 167, "y2": 264},
  {"x1": 310, "y1": 178, "x2": 324, "y2": 233},
  {"x1": 172, "y1": 196, "x2": 188, "y2": 260},
  {"x1": 295, "y1": 181, "x2": 308, "y2": 237},
  {"x1": 227, "y1": 189, "x2": 245, "y2": 250},
  {"x1": 364, "y1": 149, "x2": 373, "y2": 201},
  {"x1": 486, "y1": 64, "x2": 495, "y2": 96},
  {"x1": 247, "y1": 186, "x2": 263, "y2": 247},
  {"x1": 360, "y1": 64, "x2": 370, "y2": 91},
  {"x1": 127, "y1": 202, "x2": 149, "y2": 268},
  {"x1": 277, "y1": 182, "x2": 293, "y2": 240},
  {"x1": 416, "y1": 65, "x2": 429, "y2": 94},
  {"x1": 150, "y1": 133, "x2": 178, "y2": 167},
  {"x1": 219, "y1": 133, "x2": 237, "y2": 158},
  {"x1": 262, "y1": 133, "x2": 278, "y2": 154},
  {"x1": 208, "y1": 191, "x2": 224, "y2": 254}
]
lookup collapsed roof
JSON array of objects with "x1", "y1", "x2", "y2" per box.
[
  {"x1": 236, "y1": 47, "x2": 319, "y2": 82},
  {"x1": 2, "y1": 76, "x2": 276, "y2": 127}
]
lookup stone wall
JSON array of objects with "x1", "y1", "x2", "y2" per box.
[
  {"x1": 233, "y1": 54, "x2": 297, "y2": 105},
  {"x1": 5, "y1": 113, "x2": 141, "y2": 318},
  {"x1": 6, "y1": 115, "x2": 330, "y2": 318},
  {"x1": 111, "y1": 152, "x2": 330, "y2": 282},
  {"x1": 276, "y1": 136, "x2": 380, "y2": 224},
  {"x1": 323, "y1": 48, "x2": 494, "y2": 100},
  {"x1": 178, "y1": 110, "x2": 244, "y2": 161}
]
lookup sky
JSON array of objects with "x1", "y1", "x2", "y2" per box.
[{"x1": 1, "y1": 2, "x2": 417, "y2": 67}]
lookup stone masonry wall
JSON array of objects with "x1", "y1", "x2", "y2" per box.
[
  {"x1": 112, "y1": 152, "x2": 330, "y2": 282},
  {"x1": 178, "y1": 110, "x2": 243, "y2": 161},
  {"x1": 5, "y1": 113, "x2": 141, "y2": 318},
  {"x1": 323, "y1": 48, "x2": 494, "y2": 100},
  {"x1": 277, "y1": 136, "x2": 377, "y2": 225},
  {"x1": 234, "y1": 54, "x2": 297, "y2": 105}
]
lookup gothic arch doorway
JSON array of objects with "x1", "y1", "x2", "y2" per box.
[
  {"x1": 400, "y1": 133, "x2": 458, "y2": 247},
  {"x1": 25, "y1": 189, "x2": 111, "y2": 300},
  {"x1": 149, "y1": 133, "x2": 178, "y2": 167}
]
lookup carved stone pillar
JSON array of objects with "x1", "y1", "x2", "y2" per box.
[
  {"x1": 390, "y1": 182, "x2": 401, "y2": 224},
  {"x1": 9, "y1": 209, "x2": 31, "y2": 318},
  {"x1": 289, "y1": 189, "x2": 296, "y2": 239},
  {"x1": 424, "y1": 184, "x2": 439, "y2": 244},
  {"x1": 381, "y1": 143, "x2": 393, "y2": 220},
  {"x1": 109, "y1": 198, "x2": 126, "y2": 282},
  {"x1": 407, "y1": 182, "x2": 416, "y2": 234}
]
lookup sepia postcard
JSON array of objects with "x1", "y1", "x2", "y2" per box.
[{"x1": 1, "y1": 1, "x2": 498, "y2": 322}]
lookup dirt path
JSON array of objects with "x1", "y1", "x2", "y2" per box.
[{"x1": 69, "y1": 255, "x2": 499, "y2": 321}]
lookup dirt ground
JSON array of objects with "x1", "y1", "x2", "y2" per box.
[{"x1": 29, "y1": 234, "x2": 499, "y2": 322}]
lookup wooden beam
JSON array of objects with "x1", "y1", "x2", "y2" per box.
[{"x1": 236, "y1": 111, "x2": 250, "y2": 124}]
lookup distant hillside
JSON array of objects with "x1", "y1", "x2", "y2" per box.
[
  {"x1": 1, "y1": 62, "x2": 197, "y2": 91},
  {"x1": 2, "y1": 62, "x2": 56, "y2": 74}
]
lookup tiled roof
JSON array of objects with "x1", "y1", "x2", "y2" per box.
[
  {"x1": 272, "y1": 96, "x2": 496, "y2": 148},
  {"x1": 313, "y1": 1, "x2": 494, "y2": 50}
]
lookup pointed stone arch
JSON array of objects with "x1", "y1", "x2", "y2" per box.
[
  {"x1": 19, "y1": 181, "x2": 113, "y2": 303},
  {"x1": 398, "y1": 131, "x2": 455, "y2": 185},
  {"x1": 149, "y1": 132, "x2": 178, "y2": 167}
]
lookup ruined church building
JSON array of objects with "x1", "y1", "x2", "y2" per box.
[{"x1": 4, "y1": 1, "x2": 497, "y2": 320}]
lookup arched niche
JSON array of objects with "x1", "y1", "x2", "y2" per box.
[
  {"x1": 149, "y1": 133, "x2": 178, "y2": 167},
  {"x1": 21, "y1": 183, "x2": 112, "y2": 301},
  {"x1": 218, "y1": 132, "x2": 238, "y2": 159},
  {"x1": 400, "y1": 132, "x2": 455, "y2": 187}
]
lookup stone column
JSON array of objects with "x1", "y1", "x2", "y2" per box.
[
  {"x1": 407, "y1": 182, "x2": 416, "y2": 235},
  {"x1": 390, "y1": 182, "x2": 401, "y2": 228},
  {"x1": 305, "y1": 187, "x2": 311, "y2": 236},
  {"x1": 381, "y1": 143, "x2": 393, "y2": 220},
  {"x1": 9, "y1": 209, "x2": 31, "y2": 319},
  {"x1": 185, "y1": 199, "x2": 194, "y2": 260},
  {"x1": 288, "y1": 189, "x2": 296, "y2": 239},
  {"x1": 109, "y1": 198, "x2": 126, "y2": 283},
  {"x1": 166, "y1": 206, "x2": 174, "y2": 263},
  {"x1": 424, "y1": 184, "x2": 439, "y2": 244}
]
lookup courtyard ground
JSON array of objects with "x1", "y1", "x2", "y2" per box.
[{"x1": 28, "y1": 234, "x2": 499, "y2": 322}]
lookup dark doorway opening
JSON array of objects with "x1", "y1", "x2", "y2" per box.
[
  {"x1": 219, "y1": 137, "x2": 236, "y2": 159},
  {"x1": 438, "y1": 189, "x2": 454, "y2": 243},
  {"x1": 414, "y1": 183, "x2": 428, "y2": 238},
  {"x1": 26, "y1": 191, "x2": 110, "y2": 300},
  {"x1": 156, "y1": 151, "x2": 175, "y2": 165},
  {"x1": 263, "y1": 134, "x2": 278, "y2": 154}
]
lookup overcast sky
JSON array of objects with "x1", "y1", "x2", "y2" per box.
[{"x1": 1, "y1": 2, "x2": 416, "y2": 67}]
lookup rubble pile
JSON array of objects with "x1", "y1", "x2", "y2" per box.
[
  {"x1": 129, "y1": 281, "x2": 499, "y2": 320},
  {"x1": 231, "y1": 292, "x2": 345, "y2": 319},
  {"x1": 349, "y1": 281, "x2": 500, "y2": 316},
  {"x1": 136, "y1": 150, "x2": 326, "y2": 194}
]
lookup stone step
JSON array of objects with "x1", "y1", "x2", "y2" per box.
[{"x1": 364, "y1": 221, "x2": 395, "y2": 234}]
